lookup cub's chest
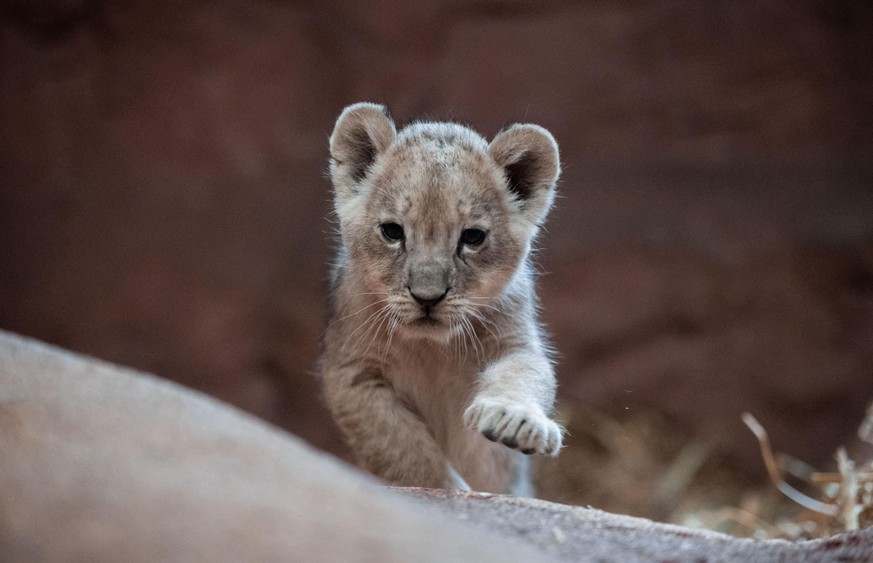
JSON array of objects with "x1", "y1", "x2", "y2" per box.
[{"x1": 383, "y1": 344, "x2": 481, "y2": 416}]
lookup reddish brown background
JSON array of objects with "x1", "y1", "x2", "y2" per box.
[{"x1": 2, "y1": 0, "x2": 872, "y2": 499}]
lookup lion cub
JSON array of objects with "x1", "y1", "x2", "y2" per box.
[{"x1": 321, "y1": 103, "x2": 564, "y2": 496}]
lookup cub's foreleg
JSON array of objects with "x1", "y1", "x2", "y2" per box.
[
  {"x1": 323, "y1": 365, "x2": 462, "y2": 489},
  {"x1": 464, "y1": 348, "x2": 564, "y2": 456}
]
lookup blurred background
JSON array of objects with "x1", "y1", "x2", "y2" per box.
[{"x1": 2, "y1": 0, "x2": 872, "y2": 532}]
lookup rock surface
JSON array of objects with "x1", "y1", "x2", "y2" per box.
[
  {"x1": 401, "y1": 489, "x2": 873, "y2": 562},
  {"x1": 2, "y1": 330, "x2": 872, "y2": 562}
]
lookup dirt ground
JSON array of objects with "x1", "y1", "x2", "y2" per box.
[{"x1": 537, "y1": 404, "x2": 873, "y2": 539}]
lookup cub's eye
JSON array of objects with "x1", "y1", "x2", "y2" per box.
[
  {"x1": 460, "y1": 228, "x2": 487, "y2": 246},
  {"x1": 380, "y1": 222, "x2": 405, "y2": 241}
]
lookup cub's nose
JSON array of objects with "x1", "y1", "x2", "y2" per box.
[{"x1": 409, "y1": 287, "x2": 449, "y2": 309}]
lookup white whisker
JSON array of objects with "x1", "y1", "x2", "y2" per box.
[
  {"x1": 341, "y1": 302, "x2": 391, "y2": 354},
  {"x1": 462, "y1": 314, "x2": 483, "y2": 364},
  {"x1": 460, "y1": 317, "x2": 471, "y2": 363},
  {"x1": 467, "y1": 307, "x2": 500, "y2": 343},
  {"x1": 381, "y1": 309, "x2": 401, "y2": 363},
  {"x1": 329, "y1": 297, "x2": 392, "y2": 327},
  {"x1": 360, "y1": 305, "x2": 392, "y2": 359}
]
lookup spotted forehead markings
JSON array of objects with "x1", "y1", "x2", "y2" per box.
[
  {"x1": 377, "y1": 181, "x2": 496, "y2": 224},
  {"x1": 396, "y1": 126, "x2": 483, "y2": 164},
  {"x1": 403, "y1": 143, "x2": 463, "y2": 171},
  {"x1": 371, "y1": 129, "x2": 500, "y2": 218}
]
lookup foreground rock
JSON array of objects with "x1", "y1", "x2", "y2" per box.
[
  {"x1": 0, "y1": 331, "x2": 536, "y2": 562},
  {"x1": 0, "y1": 330, "x2": 870, "y2": 562},
  {"x1": 400, "y1": 489, "x2": 873, "y2": 562}
]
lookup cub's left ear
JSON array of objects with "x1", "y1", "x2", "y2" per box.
[{"x1": 488, "y1": 124, "x2": 560, "y2": 224}]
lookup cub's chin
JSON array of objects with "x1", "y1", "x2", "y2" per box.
[{"x1": 398, "y1": 314, "x2": 455, "y2": 341}]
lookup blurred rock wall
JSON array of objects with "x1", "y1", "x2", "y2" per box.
[{"x1": 1, "y1": 0, "x2": 872, "y2": 470}]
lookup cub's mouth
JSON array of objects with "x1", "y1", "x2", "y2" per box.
[
  {"x1": 400, "y1": 310, "x2": 452, "y2": 339},
  {"x1": 412, "y1": 315, "x2": 441, "y2": 327}
]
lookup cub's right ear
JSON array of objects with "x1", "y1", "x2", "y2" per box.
[{"x1": 329, "y1": 103, "x2": 396, "y2": 202}]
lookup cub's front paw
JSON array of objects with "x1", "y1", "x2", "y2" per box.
[{"x1": 463, "y1": 397, "x2": 563, "y2": 456}]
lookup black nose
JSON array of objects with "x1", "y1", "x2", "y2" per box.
[{"x1": 409, "y1": 288, "x2": 448, "y2": 309}]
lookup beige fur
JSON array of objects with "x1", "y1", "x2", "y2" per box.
[{"x1": 321, "y1": 103, "x2": 564, "y2": 495}]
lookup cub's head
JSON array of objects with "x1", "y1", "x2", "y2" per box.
[{"x1": 329, "y1": 102, "x2": 560, "y2": 340}]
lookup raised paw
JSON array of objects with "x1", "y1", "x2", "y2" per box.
[{"x1": 463, "y1": 397, "x2": 563, "y2": 456}]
